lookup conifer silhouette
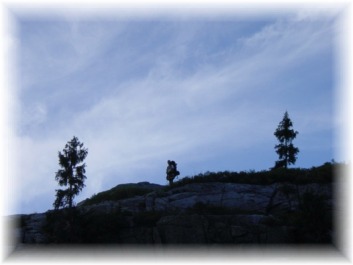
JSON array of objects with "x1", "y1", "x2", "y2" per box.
[
  {"x1": 54, "y1": 136, "x2": 88, "y2": 210},
  {"x1": 274, "y1": 111, "x2": 299, "y2": 169}
]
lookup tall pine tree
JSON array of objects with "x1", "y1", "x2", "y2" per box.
[
  {"x1": 274, "y1": 111, "x2": 299, "y2": 169},
  {"x1": 54, "y1": 136, "x2": 88, "y2": 210}
]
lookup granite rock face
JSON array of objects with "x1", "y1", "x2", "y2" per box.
[
  {"x1": 13, "y1": 213, "x2": 48, "y2": 244},
  {"x1": 83, "y1": 182, "x2": 331, "y2": 215},
  {"x1": 14, "y1": 181, "x2": 333, "y2": 244}
]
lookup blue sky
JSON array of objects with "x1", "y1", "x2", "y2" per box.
[{"x1": 3, "y1": 8, "x2": 345, "y2": 214}]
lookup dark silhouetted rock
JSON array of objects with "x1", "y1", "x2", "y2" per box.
[{"x1": 13, "y1": 181, "x2": 332, "y2": 244}]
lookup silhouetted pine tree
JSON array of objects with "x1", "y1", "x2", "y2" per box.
[
  {"x1": 54, "y1": 136, "x2": 88, "y2": 210},
  {"x1": 274, "y1": 111, "x2": 299, "y2": 169}
]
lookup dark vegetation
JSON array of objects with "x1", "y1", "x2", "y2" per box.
[
  {"x1": 170, "y1": 162, "x2": 335, "y2": 188},
  {"x1": 44, "y1": 208, "x2": 165, "y2": 243},
  {"x1": 287, "y1": 191, "x2": 333, "y2": 243},
  {"x1": 80, "y1": 161, "x2": 339, "y2": 207},
  {"x1": 80, "y1": 182, "x2": 162, "y2": 206},
  {"x1": 44, "y1": 208, "x2": 127, "y2": 243}
]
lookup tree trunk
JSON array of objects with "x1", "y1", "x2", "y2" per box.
[
  {"x1": 69, "y1": 184, "x2": 73, "y2": 209},
  {"x1": 285, "y1": 139, "x2": 288, "y2": 169}
]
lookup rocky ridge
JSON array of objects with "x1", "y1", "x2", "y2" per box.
[{"x1": 12, "y1": 181, "x2": 333, "y2": 244}]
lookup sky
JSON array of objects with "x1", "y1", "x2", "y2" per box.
[{"x1": 1, "y1": 6, "x2": 348, "y2": 215}]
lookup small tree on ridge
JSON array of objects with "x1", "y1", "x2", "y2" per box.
[
  {"x1": 54, "y1": 136, "x2": 88, "y2": 210},
  {"x1": 274, "y1": 111, "x2": 299, "y2": 169}
]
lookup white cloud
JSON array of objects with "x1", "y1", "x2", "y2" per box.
[
  {"x1": 10, "y1": 135, "x2": 62, "y2": 213},
  {"x1": 18, "y1": 19, "x2": 122, "y2": 89},
  {"x1": 21, "y1": 102, "x2": 47, "y2": 130}
]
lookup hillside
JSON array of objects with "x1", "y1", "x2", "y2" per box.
[{"x1": 12, "y1": 162, "x2": 341, "y2": 245}]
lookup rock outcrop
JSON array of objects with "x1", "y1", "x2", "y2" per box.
[
  {"x1": 83, "y1": 182, "x2": 331, "y2": 215},
  {"x1": 12, "y1": 181, "x2": 333, "y2": 244}
]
